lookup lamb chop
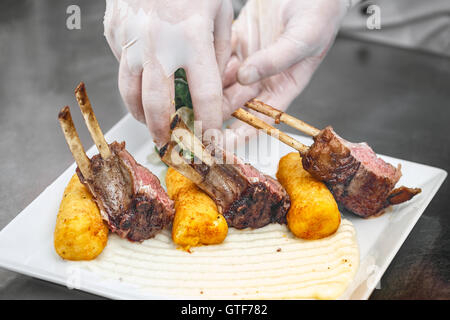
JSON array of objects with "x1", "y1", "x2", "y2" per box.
[
  {"x1": 159, "y1": 114, "x2": 290, "y2": 229},
  {"x1": 233, "y1": 100, "x2": 421, "y2": 218},
  {"x1": 58, "y1": 83, "x2": 174, "y2": 241}
]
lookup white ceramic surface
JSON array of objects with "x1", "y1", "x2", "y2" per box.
[{"x1": 0, "y1": 114, "x2": 446, "y2": 299}]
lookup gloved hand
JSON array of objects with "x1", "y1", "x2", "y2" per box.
[
  {"x1": 103, "y1": 0, "x2": 233, "y2": 147},
  {"x1": 222, "y1": 0, "x2": 357, "y2": 142}
]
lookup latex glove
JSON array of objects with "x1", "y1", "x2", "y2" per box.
[
  {"x1": 222, "y1": 0, "x2": 358, "y2": 140},
  {"x1": 103, "y1": 0, "x2": 233, "y2": 147}
]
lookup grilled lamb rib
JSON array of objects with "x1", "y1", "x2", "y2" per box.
[
  {"x1": 77, "y1": 141, "x2": 175, "y2": 241},
  {"x1": 302, "y1": 126, "x2": 421, "y2": 217},
  {"x1": 232, "y1": 101, "x2": 422, "y2": 218},
  {"x1": 58, "y1": 83, "x2": 175, "y2": 242},
  {"x1": 159, "y1": 114, "x2": 290, "y2": 229}
]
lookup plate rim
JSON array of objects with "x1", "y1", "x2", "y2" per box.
[{"x1": 0, "y1": 114, "x2": 447, "y2": 300}]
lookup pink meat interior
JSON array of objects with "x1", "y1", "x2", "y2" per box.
[
  {"x1": 337, "y1": 134, "x2": 400, "y2": 180},
  {"x1": 117, "y1": 147, "x2": 174, "y2": 208}
]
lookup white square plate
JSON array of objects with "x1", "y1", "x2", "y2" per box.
[{"x1": 0, "y1": 114, "x2": 446, "y2": 299}]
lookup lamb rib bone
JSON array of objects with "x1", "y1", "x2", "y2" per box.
[
  {"x1": 75, "y1": 82, "x2": 112, "y2": 159},
  {"x1": 232, "y1": 108, "x2": 310, "y2": 155},
  {"x1": 58, "y1": 106, "x2": 92, "y2": 179},
  {"x1": 245, "y1": 99, "x2": 321, "y2": 137}
]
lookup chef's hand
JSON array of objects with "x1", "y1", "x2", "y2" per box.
[
  {"x1": 223, "y1": 0, "x2": 356, "y2": 141},
  {"x1": 103, "y1": 0, "x2": 233, "y2": 147}
]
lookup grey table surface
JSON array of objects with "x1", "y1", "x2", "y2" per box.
[{"x1": 0, "y1": 0, "x2": 449, "y2": 300}]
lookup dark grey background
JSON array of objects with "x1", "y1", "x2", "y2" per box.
[{"x1": 0, "y1": 0, "x2": 448, "y2": 299}]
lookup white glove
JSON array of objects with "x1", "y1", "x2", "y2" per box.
[
  {"x1": 103, "y1": 0, "x2": 233, "y2": 146},
  {"x1": 222, "y1": 0, "x2": 357, "y2": 140}
]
